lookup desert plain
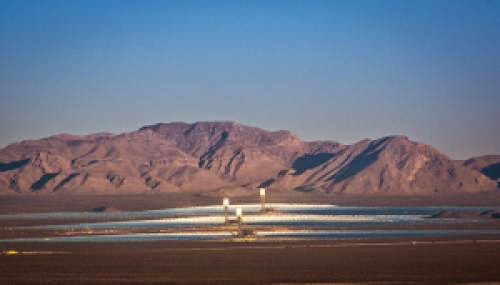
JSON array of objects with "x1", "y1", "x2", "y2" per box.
[{"x1": 1, "y1": 192, "x2": 500, "y2": 285}]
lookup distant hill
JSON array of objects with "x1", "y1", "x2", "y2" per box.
[
  {"x1": 464, "y1": 155, "x2": 500, "y2": 186},
  {"x1": 0, "y1": 121, "x2": 497, "y2": 195}
]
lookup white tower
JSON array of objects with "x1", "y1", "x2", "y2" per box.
[
  {"x1": 236, "y1": 207, "x2": 243, "y2": 229},
  {"x1": 259, "y1": 187, "x2": 266, "y2": 213},
  {"x1": 223, "y1": 198, "x2": 230, "y2": 224}
]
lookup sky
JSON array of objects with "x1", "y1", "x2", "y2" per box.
[{"x1": 0, "y1": 0, "x2": 499, "y2": 159}]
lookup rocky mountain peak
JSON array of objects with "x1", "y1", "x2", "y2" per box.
[{"x1": 0, "y1": 121, "x2": 497, "y2": 195}]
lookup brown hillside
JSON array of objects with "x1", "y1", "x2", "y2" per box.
[{"x1": 0, "y1": 122, "x2": 496, "y2": 195}]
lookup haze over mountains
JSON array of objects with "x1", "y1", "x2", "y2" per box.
[{"x1": 0, "y1": 121, "x2": 498, "y2": 195}]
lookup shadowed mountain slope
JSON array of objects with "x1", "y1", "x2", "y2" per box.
[
  {"x1": 465, "y1": 155, "x2": 500, "y2": 186},
  {"x1": 0, "y1": 121, "x2": 496, "y2": 195},
  {"x1": 271, "y1": 136, "x2": 496, "y2": 194}
]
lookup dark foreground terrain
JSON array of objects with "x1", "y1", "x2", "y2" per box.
[{"x1": 2, "y1": 239, "x2": 500, "y2": 284}]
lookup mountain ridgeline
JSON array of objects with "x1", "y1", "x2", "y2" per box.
[{"x1": 0, "y1": 121, "x2": 497, "y2": 195}]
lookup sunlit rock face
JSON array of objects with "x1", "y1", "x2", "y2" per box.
[{"x1": 0, "y1": 121, "x2": 496, "y2": 195}]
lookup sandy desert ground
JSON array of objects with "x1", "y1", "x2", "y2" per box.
[{"x1": 2, "y1": 239, "x2": 500, "y2": 284}]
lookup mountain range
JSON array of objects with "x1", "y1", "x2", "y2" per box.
[{"x1": 0, "y1": 121, "x2": 498, "y2": 195}]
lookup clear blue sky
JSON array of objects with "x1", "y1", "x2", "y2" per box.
[{"x1": 0, "y1": 0, "x2": 499, "y2": 159}]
